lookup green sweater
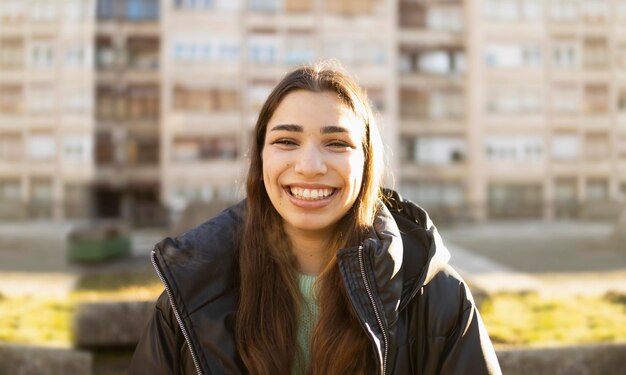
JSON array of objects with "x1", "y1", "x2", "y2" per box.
[{"x1": 297, "y1": 273, "x2": 319, "y2": 373}]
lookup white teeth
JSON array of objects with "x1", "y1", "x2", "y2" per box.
[{"x1": 289, "y1": 187, "x2": 334, "y2": 200}]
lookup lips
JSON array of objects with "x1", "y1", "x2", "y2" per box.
[{"x1": 284, "y1": 184, "x2": 339, "y2": 208}]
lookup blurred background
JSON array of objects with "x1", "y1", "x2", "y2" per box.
[
  {"x1": 1, "y1": 0, "x2": 624, "y2": 225},
  {"x1": 1, "y1": 0, "x2": 626, "y2": 374}
]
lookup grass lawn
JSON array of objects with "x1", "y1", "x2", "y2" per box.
[
  {"x1": 0, "y1": 271, "x2": 163, "y2": 347},
  {"x1": 480, "y1": 292, "x2": 626, "y2": 347}
]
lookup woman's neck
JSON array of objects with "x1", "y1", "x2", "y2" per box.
[{"x1": 284, "y1": 224, "x2": 332, "y2": 276}]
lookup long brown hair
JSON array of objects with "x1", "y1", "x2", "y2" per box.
[{"x1": 235, "y1": 62, "x2": 384, "y2": 374}]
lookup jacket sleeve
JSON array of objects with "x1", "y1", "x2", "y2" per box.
[
  {"x1": 128, "y1": 291, "x2": 184, "y2": 374},
  {"x1": 438, "y1": 281, "x2": 502, "y2": 375}
]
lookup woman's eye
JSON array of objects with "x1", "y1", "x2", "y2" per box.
[
  {"x1": 272, "y1": 139, "x2": 297, "y2": 146},
  {"x1": 327, "y1": 141, "x2": 353, "y2": 150}
]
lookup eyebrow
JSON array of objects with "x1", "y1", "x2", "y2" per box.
[{"x1": 269, "y1": 124, "x2": 349, "y2": 134}]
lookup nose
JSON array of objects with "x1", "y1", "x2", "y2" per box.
[{"x1": 294, "y1": 144, "x2": 327, "y2": 176}]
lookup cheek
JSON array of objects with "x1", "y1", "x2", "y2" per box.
[{"x1": 346, "y1": 153, "x2": 366, "y2": 188}]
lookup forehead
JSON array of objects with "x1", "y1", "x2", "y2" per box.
[{"x1": 268, "y1": 90, "x2": 365, "y2": 135}]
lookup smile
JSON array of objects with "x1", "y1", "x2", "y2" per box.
[{"x1": 289, "y1": 187, "x2": 336, "y2": 200}]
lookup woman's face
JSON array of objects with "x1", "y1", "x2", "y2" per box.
[{"x1": 262, "y1": 90, "x2": 366, "y2": 237}]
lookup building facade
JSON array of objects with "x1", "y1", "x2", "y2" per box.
[
  {"x1": 0, "y1": 0, "x2": 95, "y2": 220},
  {"x1": 2, "y1": 0, "x2": 625, "y2": 223}
]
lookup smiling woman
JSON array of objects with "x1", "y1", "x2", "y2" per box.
[{"x1": 129, "y1": 63, "x2": 502, "y2": 375}]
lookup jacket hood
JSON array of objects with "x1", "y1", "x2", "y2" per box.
[{"x1": 379, "y1": 189, "x2": 451, "y2": 311}]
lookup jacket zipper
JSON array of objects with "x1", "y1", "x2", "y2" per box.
[
  {"x1": 151, "y1": 249, "x2": 204, "y2": 375},
  {"x1": 358, "y1": 245, "x2": 388, "y2": 375}
]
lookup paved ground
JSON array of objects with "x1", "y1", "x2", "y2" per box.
[
  {"x1": 0, "y1": 219, "x2": 624, "y2": 298},
  {"x1": 440, "y1": 220, "x2": 626, "y2": 296}
]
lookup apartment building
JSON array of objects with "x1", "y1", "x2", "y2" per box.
[
  {"x1": 3, "y1": 0, "x2": 624, "y2": 223},
  {"x1": 94, "y1": 0, "x2": 161, "y2": 226},
  {"x1": 0, "y1": 0, "x2": 95, "y2": 220},
  {"x1": 159, "y1": 0, "x2": 397, "y2": 219},
  {"x1": 398, "y1": 0, "x2": 626, "y2": 220}
]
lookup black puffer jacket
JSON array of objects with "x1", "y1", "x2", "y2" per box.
[{"x1": 129, "y1": 191, "x2": 502, "y2": 375}]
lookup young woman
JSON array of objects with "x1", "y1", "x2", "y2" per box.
[{"x1": 129, "y1": 64, "x2": 501, "y2": 374}]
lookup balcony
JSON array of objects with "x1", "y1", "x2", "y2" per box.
[{"x1": 398, "y1": 29, "x2": 463, "y2": 48}]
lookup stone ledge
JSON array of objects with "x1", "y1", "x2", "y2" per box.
[
  {"x1": 73, "y1": 300, "x2": 155, "y2": 349},
  {"x1": 0, "y1": 343, "x2": 92, "y2": 375},
  {"x1": 498, "y1": 343, "x2": 626, "y2": 375}
]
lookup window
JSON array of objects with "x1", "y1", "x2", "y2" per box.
[
  {"x1": 552, "y1": 41, "x2": 579, "y2": 68},
  {"x1": 551, "y1": 0, "x2": 579, "y2": 21},
  {"x1": 401, "y1": 136, "x2": 466, "y2": 166},
  {"x1": 483, "y1": 0, "x2": 543, "y2": 22},
  {"x1": 172, "y1": 137, "x2": 238, "y2": 162},
  {"x1": 324, "y1": 39, "x2": 386, "y2": 66},
  {"x1": 586, "y1": 179, "x2": 608, "y2": 201},
  {"x1": 427, "y1": 7, "x2": 464, "y2": 32},
  {"x1": 583, "y1": 37, "x2": 608, "y2": 70},
  {"x1": 174, "y1": 85, "x2": 239, "y2": 112},
  {"x1": 399, "y1": 48, "x2": 465, "y2": 76},
  {"x1": 27, "y1": 134, "x2": 56, "y2": 161},
  {"x1": 95, "y1": 131, "x2": 114, "y2": 164},
  {"x1": 0, "y1": 134, "x2": 22, "y2": 161},
  {"x1": 552, "y1": 134, "x2": 579, "y2": 160},
  {"x1": 486, "y1": 86, "x2": 543, "y2": 114},
  {"x1": 31, "y1": 0, "x2": 58, "y2": 21},
  {"x1": 169, "y1": 185, "x2": 215, "y2": 211},
  {"x1": 552, "y1": 85, "x2": 580, "y2": 114},
  {"x1": 63, "y1": 86, "x2": 92, "y2": 113},
  {"x1": 249, "y1": 0, "x2": 280, "y2": 12},
  {"x1": 65, "y1": 45, "x2": 90, "y2": 68},
  {"x1": 554, "y1": 178, "x2": 578, "y2": 217},
  {"x1": 485, "y1": 136, "x2": 544, "y2": 162},
  {"x1": 584, "y1": 85, "x2": 608, "y2": 114},
  {"x1": 0, "y1": 180, "x2": 21, "y2": 202},
  {"x1": 30, "y1": 179, "x2": 53, "y2": 203},
  {"x1": 0, "y1": 1, "x2": 26, "y2": 24},
  {"x1": 484, "y1": 43, "x2": 542, "y2": 68},
  {"x1": 400, "y1": 88, "x2": 464, "y2": 120},
  {"x1": 488, "y1": 183, "x2": 543, "y2": 217},
  {"x1": 28, "y1": 85, "x2": 56, "y2": 113},
  {"x1": 584, "y1": 133, "x2": 610, "y2": 160},
  {"x1": 127, "y1": 37, "x2": 159, "y2": 69},
  {"x1": 555, "y1": 179, "x2": 577, "y2": 203},
  {"x1": 582, "y1": 0, "x2": 609, "y2": 23},
  {"x1": 398, "y1": 0, "x2": 426, "y2": 29},
  {"x1": 284, "y1": 33, "x2": 315, "y2": 65},
  {"x1": 0, "y1": 85, "x2": 22, "y2": 113},
  {"x1": 171, "y1": 35, "x2": 240, "y2": 63},
  {"x1": 249, "y1": 33, "x2": 279, "y2": 64},
  {"x1": 127, "y1": 0, "x2": 159, "y2": 20},
  {"x1": 97, "y1": 0, "x2": 115, "y2": 19},
  {"x1": 96, "y1": 36, "x2": 116, "y2": 69},
  {"x1": 127, "y1": 137, "x2": 158, "y2": 165},
  {"x1": 175, "y1": 0, "x2": 240, "y2": 11},
  {"x1": 64, "y1": 0, "x2": 90, "y2": 22},
  {"x1": 30, "y1": 41, "x2": 55, "y2": 69},
  {"x1": 63, "y1": 136, "x2": 92, "y2": 163},
  {"x1": 127, "y1": 85, "x2": 159, "y2": 120},
  {"x1": 400, "y1": 181, "x2": 465, "y2": 207},
  {"x1": 0, "y1": 37, "x2": 24, "y2": 69}
]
